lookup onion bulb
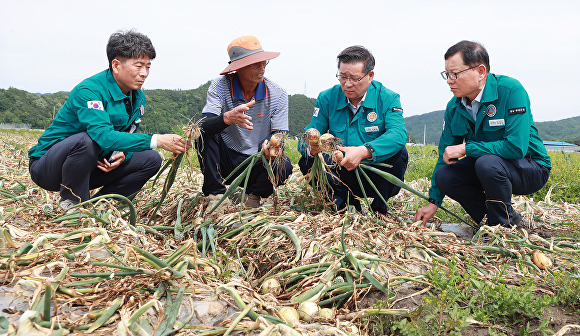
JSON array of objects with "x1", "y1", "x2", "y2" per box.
[
  {"x1": 332, "y1": 150, "x2": 344, "y2": 164},
  {"x1": 532, "y1": 251, "x2": 552, "y2": 270},
  {"x1": 269, "y1": 132, "x2": 285, "y2": 148},
  {"x1": 298, "y1": 301, "x2": 320, "y2": 322},
  {"x1": 278, "y1": 307, "x2": 299, "y2": 324},
  {"x1": 305, "y1": 128, "x2": 320, "y2": 144},
  {"x1": 319, "y1": 133, "x2": 336, "y2": 153},
  {"x1": 261, "y1": 278, "x2": 282, "y2": 296},
  {"x1": 185, "y1": 123, "x2": 202, "y2": 141},
  {"x1": 318, "y1": 308, "x2": 334, "y2": 320}
]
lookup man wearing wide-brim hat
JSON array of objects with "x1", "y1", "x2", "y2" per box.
[{"x1": 197, "y1": 36, "x2": 292, "y2": 214}]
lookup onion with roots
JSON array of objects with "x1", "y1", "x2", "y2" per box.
[
  {"x1": 278, "y1": 307, "x2": 299, "y2": 324},
  {"x1": 261, "y1": 278, "x2": 282, "y2": 296},
  {"x1": 532, "y1": 251, "x2": 552, "y2": 270},
  {"x1": 319, "y1": 133, "x2": 338, "y2": 153},
  {"x1": 185, "y1": 123, "x2": 202, "y2": 141},
  {"x1": 267, "y1": 132, "x2": 286, "y2": 156},
  {"x1": 298, "y1": 301, "x2": 320, "y2": 322},
  {"x1": 305, "y1": 128, "x2": 320, "y2": 145}
]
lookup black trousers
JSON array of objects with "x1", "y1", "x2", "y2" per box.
[
  {"x1": 196, "y1": 133, "x2": 293, "y2": 197},
  {"x1": 298, "y1": 147, "x2": 408, "y2": 214},
  {"x1": 435, "y1": 154, "x2": 550, "y2": 226},
  {"x1": 29, "y1": 132, "x2": 162, "y2": 202}
]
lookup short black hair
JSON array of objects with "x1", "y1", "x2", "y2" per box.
[
  {"x1": 337, "y1": 45, "x2": 375, "y2": 74},
  {"x1": 106, "y1": 30, "x2": 156, "y2": 70},
  {"x1": 444, "y1": 40, "x2": 490, "y2": 73}
]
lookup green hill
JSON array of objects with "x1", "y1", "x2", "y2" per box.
[
  {"x1": 1, "y1": 86, "x2": 577, "y2": 144},
  {"x1": 404, "y1": 111, "x2": 580, "y2": 145}
]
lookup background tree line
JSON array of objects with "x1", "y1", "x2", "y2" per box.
[{"x1": 1, "y1": 86, "x2": 578, "y2": 145}]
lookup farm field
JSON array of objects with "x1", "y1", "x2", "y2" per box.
[{"x1": 0, "y1": 129, "x2": 579, "y2": 336}]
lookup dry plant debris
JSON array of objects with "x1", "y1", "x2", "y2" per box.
[{"x1": 0, "y1": 131, "x2": 579, "y2": 335}]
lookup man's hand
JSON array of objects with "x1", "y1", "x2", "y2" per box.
[
  {"x1": 337, "y1": 145, "x2": 371, "y2": 171},
  {"x1": 223, "y1": 100, "x2": 256, "y2": 130},
  {"x1": 443, "y1": 143, "x2": 466, "y2": 164},
  {"x1": 157, "y1": 134, "x2": 192, "y2": 154},
  {"x1": 308, "y1": 141, "x2": 321, "y2": 156},
  {"x1": 97, "y1": 151, "x2": 126, "y2": 172},
  {"x1": 414, "y1": 203, "x2": 439, "y2": 226}
]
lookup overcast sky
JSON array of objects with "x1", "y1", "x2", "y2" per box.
[{"x1": 1, "y1": 0, "x2": 579, "y2": 121}]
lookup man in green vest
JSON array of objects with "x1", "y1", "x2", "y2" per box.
[
  {"x1": 415, "y1": 40, "x2": 551, "y2": 227},
  {"x1": 28, "y1": 30, "x2": 190, "y2": 210}
]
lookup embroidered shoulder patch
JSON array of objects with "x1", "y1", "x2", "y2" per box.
[
  {"x1": 87, "y1": 101, "x2": 104, "y2": 111},
  {"x1": 392, "y1": 107, "x2": 403, "y2": 112},
  {"x1": 508, "y1": 107, "x2": 526, "y2": 115},
  {"x1": 313, "y1": 107, "x2": 319, "y2": 117}
]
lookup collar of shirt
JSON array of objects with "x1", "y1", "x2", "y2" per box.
[
  {"x1": 106, "y1": 69, "x2": 131, "y2": 102},
  {"x1": 461, "y1": 84, "x2": 485, "y2": 121},
  {"x1": 336, "y1": 81, "x2": 379, "y2": 111},
  {"x1": 231, "y1": 73, "x2": 268, "y2": 102},
  {"x1": 348, "y1": 92, "x2": 367, "y2": 115}
]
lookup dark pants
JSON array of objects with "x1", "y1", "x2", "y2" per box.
[
  {"x1": 435, "y1": 154, "x2": 550, "y2": 226},
  {"x1": 29, "y1": 132, "x2": 162, "y2": 202},
  {"x1": 298, "y1": 147, "x2": 408, "y2": 214},
  {"x1": 196, "y1": 133, "x2": 293, "y2": 197}
]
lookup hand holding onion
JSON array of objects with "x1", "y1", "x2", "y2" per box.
[
  {"x1": 305, "y1": 128, "x2": 321, "y2": 155},
  {"x1": 264, "y1": 132, "x2": 286, "y2": 159},
  {"x1": 337, "y1": 145, "x2": 372, "y2": 171}
]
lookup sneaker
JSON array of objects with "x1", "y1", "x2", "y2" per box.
[
  {"x1": 59, "y1": 199, "x2": 78, "y2": 212},
  {"x1": 206, "y1": 194, "x2": 231, "y2": 216}
]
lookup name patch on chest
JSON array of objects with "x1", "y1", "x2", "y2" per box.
[
  {"x1": 365, "y1": 126, "x2": 379, "y2": 132},
  {"x1": 489, "y1": 119, "x2": 505, "y2": 127},
  {"x1": 508, "y1": 107, "x2": 526, "y2": 115}
]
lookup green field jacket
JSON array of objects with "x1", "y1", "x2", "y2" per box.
[
  {"x1": 299, "y1": 80, "x2": 407, "y2": 163},
  {"x1": 429, "y1": 73, "x2": 551, "y2": 205},
  {"x1": 28, "y1": 69, "x2": 152, "y2": 160}
]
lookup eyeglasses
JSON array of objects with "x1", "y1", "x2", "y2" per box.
[
  {"x1": 440, "y1": 64, "x2": 480, "y2": 80},
  {"x1": 336, "y1": 72, "x2": 369, "y2": 84},
  {"x1": 250, "y1": 60, "x2": 269, "y2": 69}
]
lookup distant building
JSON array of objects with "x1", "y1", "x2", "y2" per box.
[{"x1": 543, "y1": 141, "x2": 580, "y2": 152}]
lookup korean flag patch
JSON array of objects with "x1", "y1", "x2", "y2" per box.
[
  {"x1": 313, "y1": 107, "x2": 319, "y2": 117},
  {"x1": 87, "y1": 101, "x2": 104, "y2": 111}
]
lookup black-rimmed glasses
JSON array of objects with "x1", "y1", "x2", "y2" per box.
[
  {"x1": 440, "y1": 64, "x2": 480, "y2": 80},
  {"x1": 336, "y1": 72, "x2": 369, "y2": 84}
]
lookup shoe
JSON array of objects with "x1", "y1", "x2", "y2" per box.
[
  {"x1": 244, "y1": 194, "x2": 261, "y2": 208},
  {"x1": 509, "y1": 210, "x2": 522, "y2": 227},
  {"x1": 59, "y1": 199, "x2": 78, "y2": 211},
  {"x1": 206, "y1": 194, "x2": 231, "y2": 216},
  {"x1": 514, "y1": 219, "x2": 553, "y2": 238},
  {"x1": 230, "y1": 190, "x2": 261, "y2": 208}
]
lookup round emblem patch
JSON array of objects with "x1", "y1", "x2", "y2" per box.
[
  {"x1": 367, "y1": 111, "x2": 378, "y2": 122},
  {"x1": 486, "y1": 104, "x2": 497, "y2": 117}
]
